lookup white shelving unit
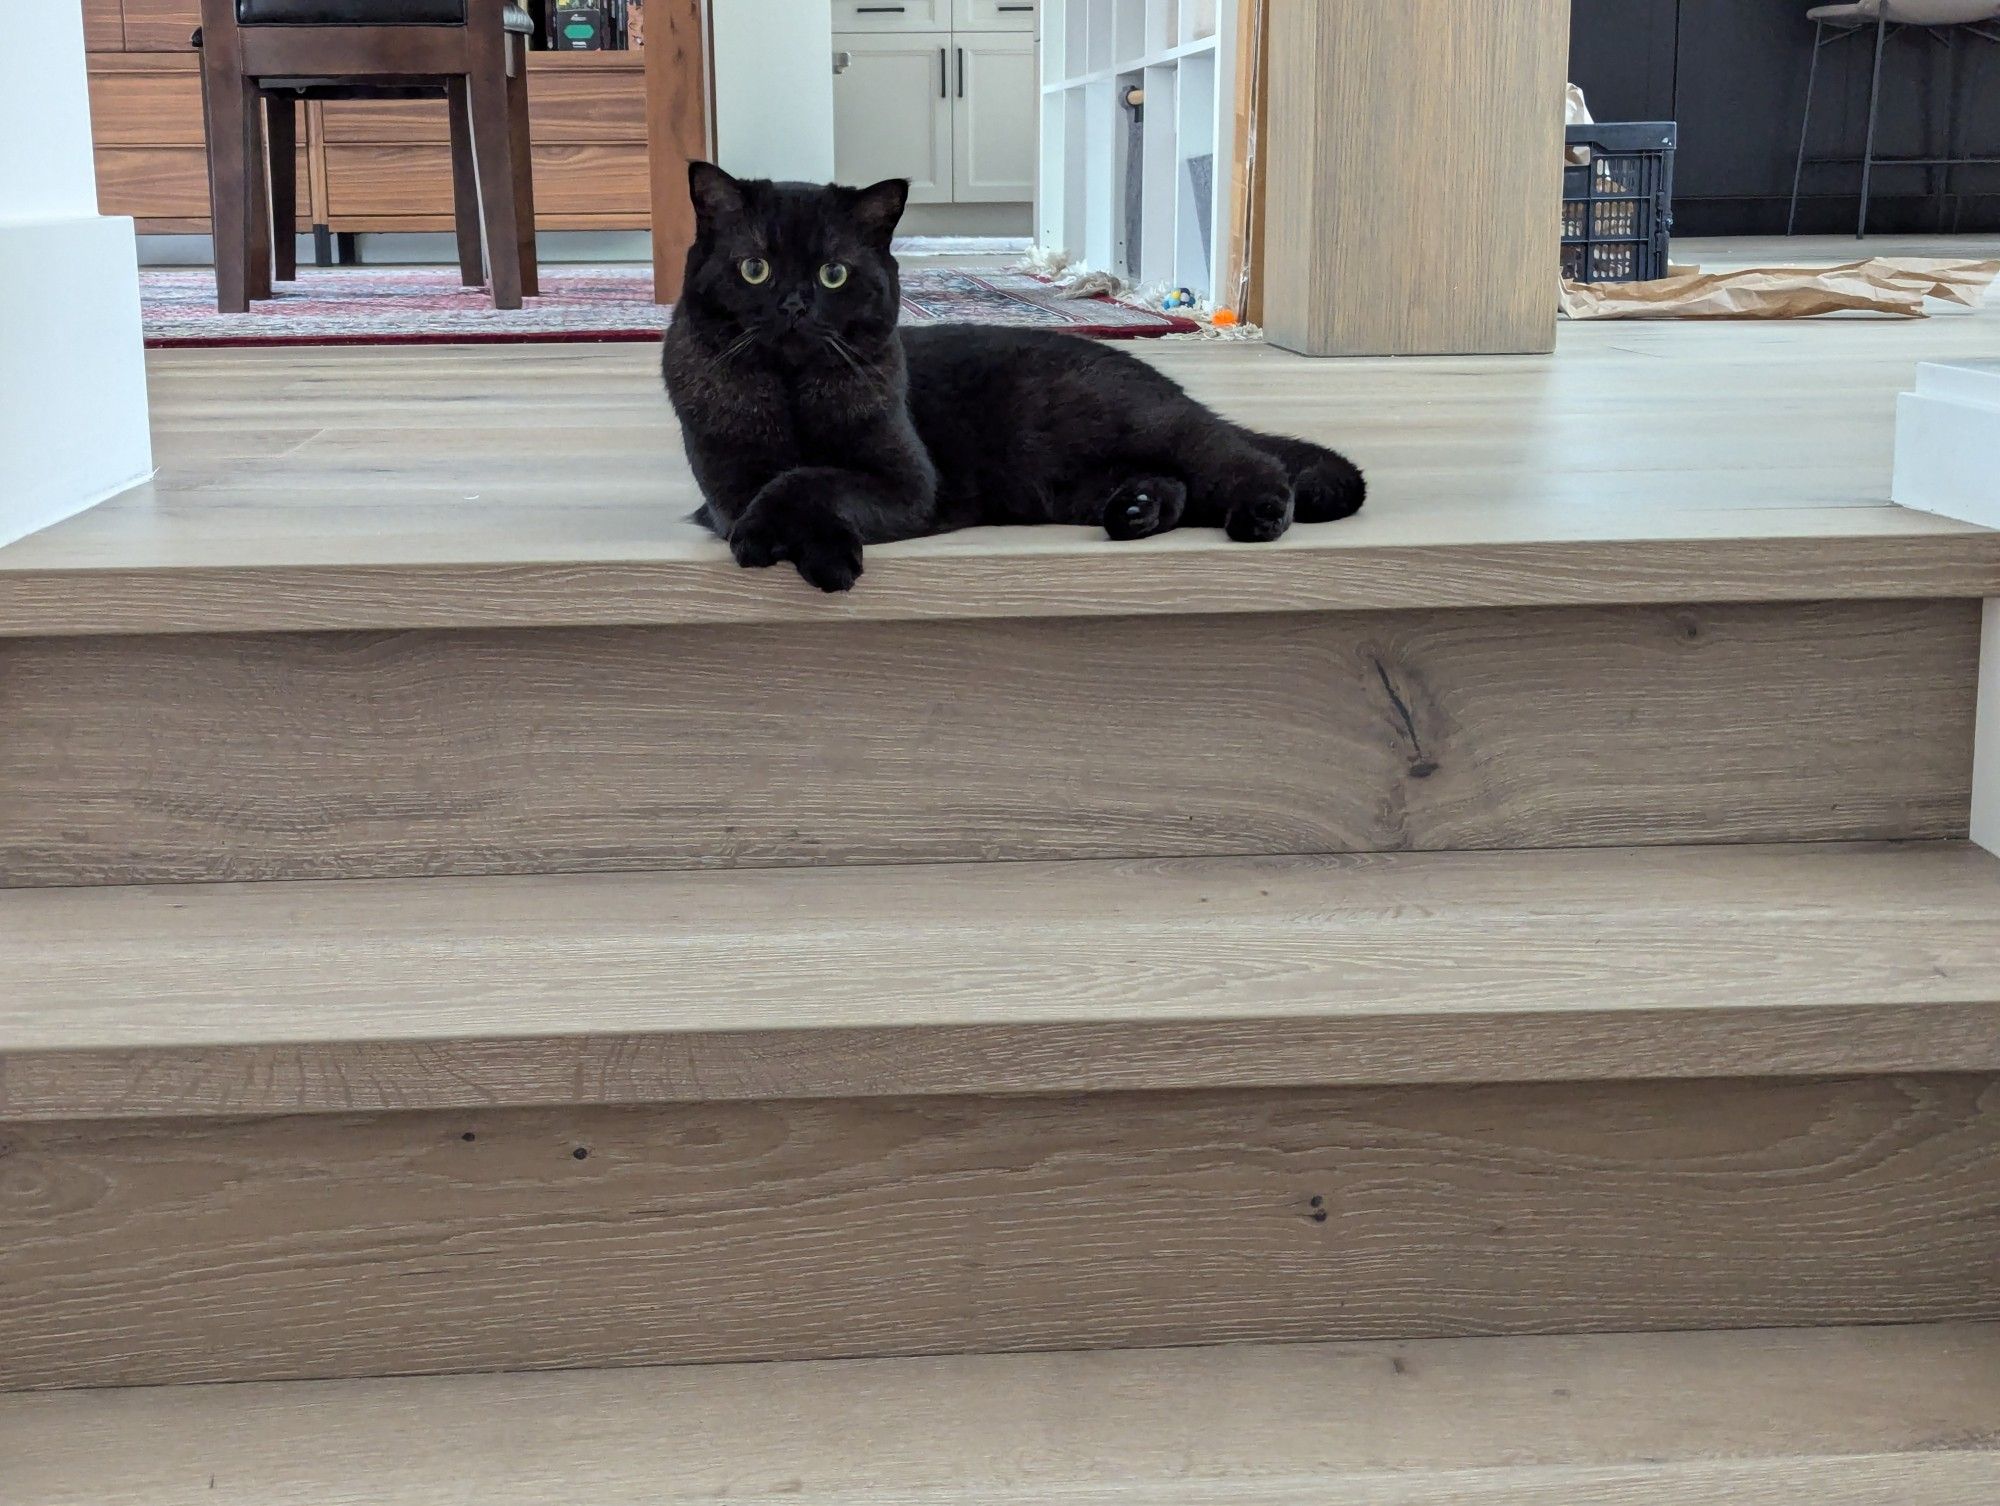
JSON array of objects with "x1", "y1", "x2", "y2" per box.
[{"x1": 1037, "y1": 0, "x2": 1234, "y2": 298}]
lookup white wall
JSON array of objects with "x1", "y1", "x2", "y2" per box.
[
  {"x1": 0, "y1": 7, "x2": 100, "y2": 224},
  {"x1": 710, "y1": 0, "x2": 837, "y2": 181},
  {"x1": 0, "y1": 0, "x2": 152, "y2": 549}
]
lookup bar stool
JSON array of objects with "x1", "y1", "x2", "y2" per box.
[{"x1": 1787, "y1": 0, "x2": 2000, "y2": 237}]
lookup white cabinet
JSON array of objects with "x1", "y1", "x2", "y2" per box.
[
  {"x1": 833, "y1": 33, "x2": 955, "y2": 203},
  {"x1": 952, "y1": 36, "x2": 1037, "y2": 201},
  {"x1": 954, "y1": 0, "x2": 1038, "y2": 30},
  {"x1": 833, "y1": 3, "x2": 1037, "y2": 205},
  {"x1": 833, "y1": 0, "x2": 951, "y2": 30}
]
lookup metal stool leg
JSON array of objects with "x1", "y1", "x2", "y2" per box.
[
  {"x1": 1857, "y1": 12, "x2": 1890, "y2": 238},
  {"x1": 1788, "y1": 20, "x2": 1827, "y2": 235}
]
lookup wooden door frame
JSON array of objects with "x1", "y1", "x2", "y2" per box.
[{"x1": 647, "y1": 0, "x2": 713, "y2": 303}]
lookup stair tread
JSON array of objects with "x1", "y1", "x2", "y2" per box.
[
  {"x1": 6, "y1": 1323, "x2": 1996, "y2": 1504},
  {"x1": 15, "y1": 337, "x2": 1999, "y2": 636},
  {"x1": 5, "y1": 507, "x2": 1997, "y2": 636},
  {"x1": 6, "y1": 841, "x2": 2000, "y2": 1118}
]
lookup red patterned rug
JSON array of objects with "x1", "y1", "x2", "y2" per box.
[{"x1": 139, "y1": 265, "x2": 1197, "y2": 347}]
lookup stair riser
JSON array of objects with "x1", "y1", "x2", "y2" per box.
[
  {"x1": 6, "y1": 1074, "x2": 1996, "y2": 1389},
  {"x1": 0, "y1": 599, "x2": 1979, "y2": 887}
]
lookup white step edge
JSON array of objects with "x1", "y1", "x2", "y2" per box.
[{"x1": 1894, "y1": 359, "x2": 2000, "y2": 531}]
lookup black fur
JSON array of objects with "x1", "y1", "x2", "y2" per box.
[{"x1": 662, "y1": 162, "x2": 1364, "y2": 592}]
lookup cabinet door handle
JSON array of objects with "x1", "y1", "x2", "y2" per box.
[
  {"x1": 855, "y1": 5, "x2": 906, "y2": 11},
  {"x1": 940, "y1": 46, "x2": 948, "y2": 97},
  {"x1": 956, "y1": 46, "x2": 965, "y2": 97},
  {"x1": 998, "y1": 4, "x2": 1032, "y2": 9}
]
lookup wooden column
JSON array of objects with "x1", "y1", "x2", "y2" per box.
[
  {"x1": 646, "y1": 0, "x2": 710, "y2": 304},
  {"x1": 1260, "y1": 0, "x2": 1570, "y2": 357}
]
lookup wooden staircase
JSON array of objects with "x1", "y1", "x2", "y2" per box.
[{"x1": 3, "y1": 520, "x2": 1998, "y2": 1500}]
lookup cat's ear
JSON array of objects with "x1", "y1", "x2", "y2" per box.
[
  {"x1": 688, "y1": 161, "x2": 748, "y2": 231},
  {"x1": 850, "y1": 178, "x2": 910, "y2": 247}
]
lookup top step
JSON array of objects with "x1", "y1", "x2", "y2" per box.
[
  {"x1": 2, "y1": 509, "x2": 1995, "y2": 637},
  {"x1": 6, "y1": 839, "x2": 1999, "y2": 1121},
  {"x1": 4, "y1": 342, "x2": 1998, "y2": 637}
]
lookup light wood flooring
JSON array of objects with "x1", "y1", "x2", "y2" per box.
[{"x1": 0, "y1": 235, "x2": 1994, "y2": 633}]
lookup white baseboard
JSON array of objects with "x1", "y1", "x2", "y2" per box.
[
  {"x1": 0, "y1": 213, "x2": 153, "y2": 549},
  {"x1": 1893, "y1": 360, "x2": 2000, "y2": 530}
]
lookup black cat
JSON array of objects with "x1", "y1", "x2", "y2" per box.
[{"x1": 662, "y1": 162, "x2": 1364, "y2": 593}]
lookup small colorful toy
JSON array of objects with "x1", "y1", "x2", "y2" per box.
[
  {"x1": 1212, "y1": 308, "x2": 1239, "y2": 327},
  {"x1": 1161, "y1": 287, "x2": 1197, "y2": 309}
]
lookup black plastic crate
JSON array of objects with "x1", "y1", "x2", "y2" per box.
[{"x1": 1562, "y1": 121, "x2": 1676, "y2": 284}]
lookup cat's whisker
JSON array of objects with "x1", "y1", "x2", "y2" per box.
[{"x1": 822, "y1": 333, "x2": 865, "y2": 375}]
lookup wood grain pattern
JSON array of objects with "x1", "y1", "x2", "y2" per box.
[
  {"x1": 647, "y1": 0, "x2": 709, "y2": 302},
  {"x1": 82, "y1": 0, "x2": 125, "y2": 52},
  {"x1": 319, "y1": 62, "x2": 646, "y2": 145},
  {"x1": 0, "y1": 601, "x2": 1976, "y2": 888},
  {"x1": 91, "y1": 146, "x2": 215, "y2": 220},
  {"x1": 321, "y1": 143, "x2": 648, "y2": 221},
  {"x1": 93, "y1": 142, "x2": 314, "y2": 227},
  {"x1": 4, "y1": 1325, "x2": 1996, "y2": 1503},
  {"x1": 88, "y1": 58, "x2": 204, "y2": 146},
  {"x1": 4, "y1": 1076, "x2": 1997, "y2": 1388},
  {"x1": 118, "y1": 0, "x2": 195, "y2": 50},
  {"x1": 7, "y1": 842, "x2": 2000, "y2": 1120},
  {"x1": 1262, "y1": 0, "x2": 1569, "y2": 355},
  {"x1": 10, "y1": 320, "x2": 2000, "y2": 635}
]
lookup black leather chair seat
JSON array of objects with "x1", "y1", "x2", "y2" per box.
[{"x1": 233, "y1": 0, "x2": 533, "y2": 29}]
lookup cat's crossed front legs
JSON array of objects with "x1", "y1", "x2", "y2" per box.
[{"x1": 726, "y1": 465, "x2": 931, "y2": 592}]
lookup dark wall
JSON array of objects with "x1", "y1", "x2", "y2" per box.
[{"x1": 1570, "y1": 0, "x2": 2000, "y2": 235}]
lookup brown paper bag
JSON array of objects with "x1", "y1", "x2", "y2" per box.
[{"x1": 1560, "y1": 257, "x2": 2000, "y2": 320}]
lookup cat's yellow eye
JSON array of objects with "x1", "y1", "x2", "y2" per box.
[
  {"x1": 818, "y1": 262, "x2": 849, "y2": 290},
  {"x1": 738, "y1": 257, "x2": 771, "y2": 285}
]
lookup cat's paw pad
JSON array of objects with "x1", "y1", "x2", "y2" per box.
[
  {"x1": 1103, "y1": 476, "x2": 1188, "y2": 541},
  {"x1": 1225, "y1": 485, "x2": 1295, "y2": 543}
]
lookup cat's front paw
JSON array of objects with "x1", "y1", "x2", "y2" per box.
[
  {"x1": 1103, "y1": 476, "x2": 1188, "y2": 541},
  {"x1": 1224, "y1": 484, "x2": 1295, "y2": 543},
  {"x1": 728, "y1": 506, "x2": 864, "y2": 593}
]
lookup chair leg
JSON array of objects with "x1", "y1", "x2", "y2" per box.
[
  {"x1": 1857, "y1": 13, "x2": 1890, "y2": 239},
  {"x1": 466, "y1": 34, "x2": 523, "y2": 309},
  {"x1": 506, "y1": 33, "x2": 540, "y2": 298},
  {"x1": 201, "y1": 63, "x2": 261, "y2": 311},
  {"x1": 447, "y1": 76, "x2": 485, "y2": 287},
  {"x1": 243, "y1": 81, "x2": 274, "y2": 301},
  {"x1": 1788, "y1": 20, "x2": 1826, "y2": 235},
  {"x1": 267, "y1": 91, "x2": 298, "y2": 282},
  {"x1": 1940, "y1": 30, "x2": 1965, "y2": 234}
]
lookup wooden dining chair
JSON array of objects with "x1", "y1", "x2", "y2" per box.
[{"x1": 194, "y1": 0, "x2": 540, "y2": 312}]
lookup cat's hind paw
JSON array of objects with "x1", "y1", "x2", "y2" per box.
[
  {"x1": 1103, "y1": 476, "x2": 1188, "y2": 541},
  {"x1": 1224, "y1": 484, "x2": 1296, "y2": 543}
]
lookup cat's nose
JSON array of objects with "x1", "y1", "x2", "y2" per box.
[{"x1": 778, "y1": 291, "x2": 809, "y2": 320}]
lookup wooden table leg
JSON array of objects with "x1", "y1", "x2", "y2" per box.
[
  {"x1": 1260, "y1": 0, "x2": 1570, "y2": 356},
  {"x1": 646, "y1": 0, "x2": 710, "y2": 305}
]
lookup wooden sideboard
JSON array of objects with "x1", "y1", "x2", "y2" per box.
[{"x1": 83, "y1": 0, "x2": 652, "y2": 236}]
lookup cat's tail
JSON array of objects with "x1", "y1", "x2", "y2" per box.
[{"x1": 1245, "y1": 430, "x2": 1367, "y2": 523}]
